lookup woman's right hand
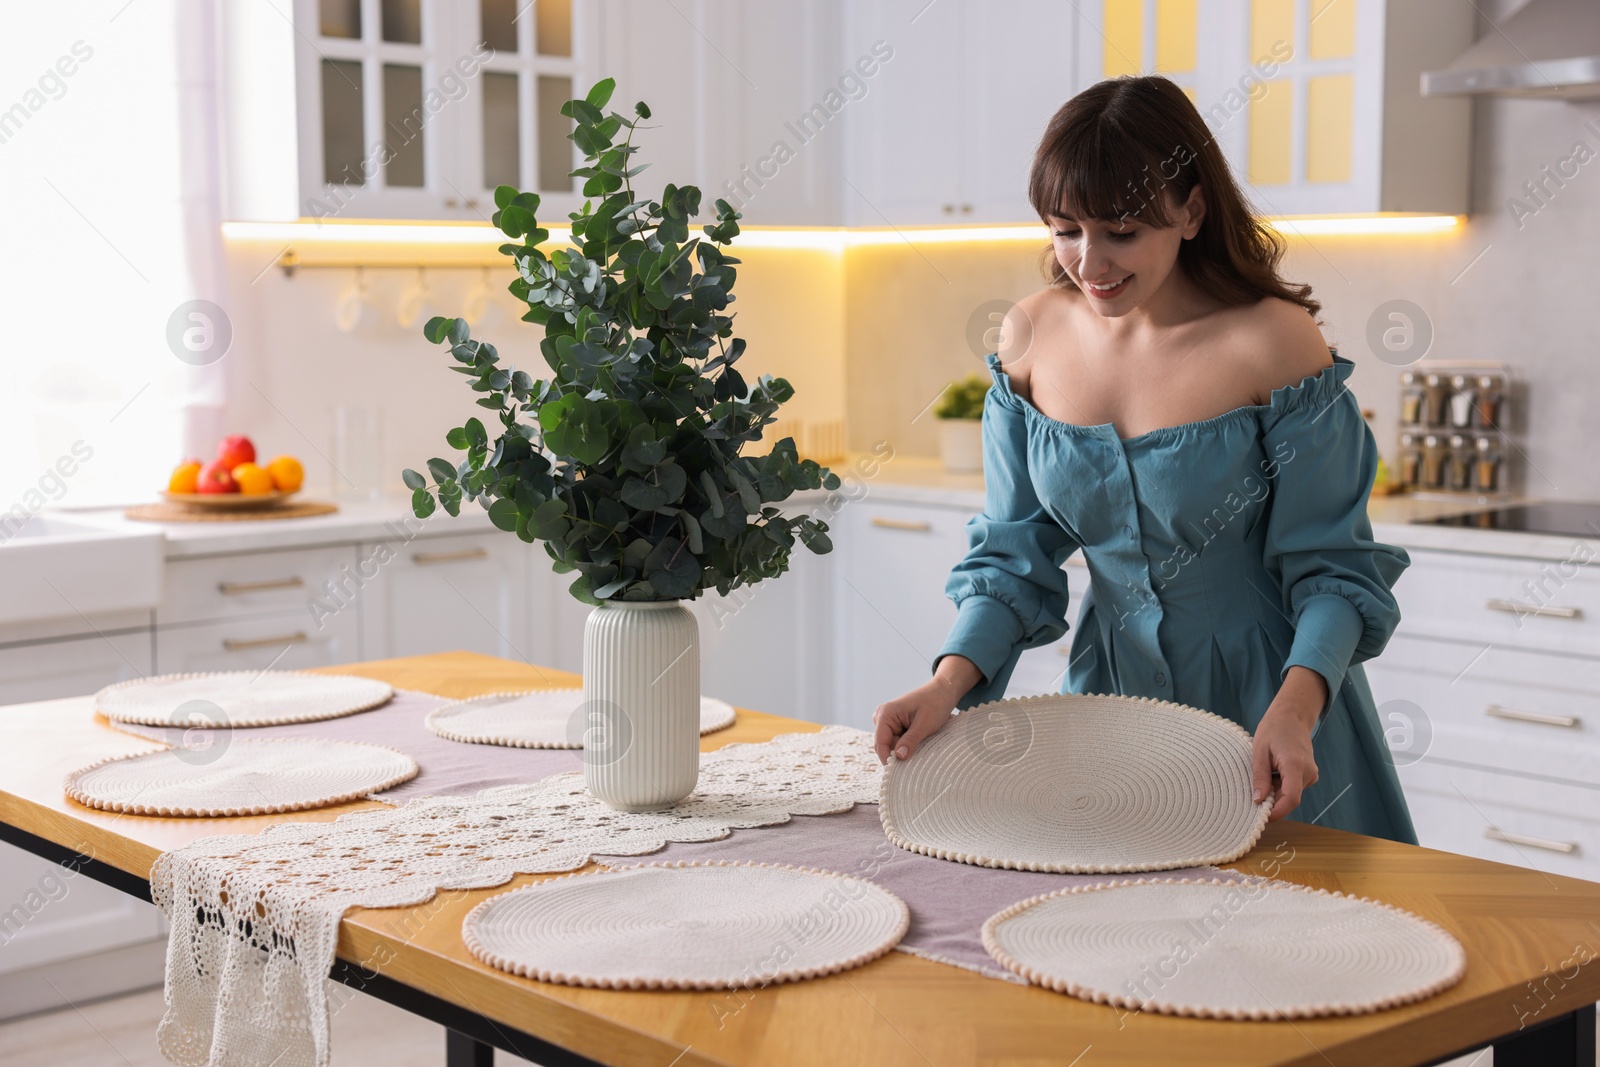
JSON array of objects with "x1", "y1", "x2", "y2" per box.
[{"x1": 873, "y1": 655, "x2": 982, "y2": 764}]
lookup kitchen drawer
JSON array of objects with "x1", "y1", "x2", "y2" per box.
[
  {"x1": 836, "y1": 502, "x2": 974, "y2": 729},
  {"x1": 1394, "y1": 547, "x2": 1600, "y2": 656},
  {"x1": 0, "y1": 630, "x2": 152, "y2": 705},
  {"x1": 154, "y1": 609, "x2": 360, "y2": 674},
  {"x1": 159, "y1": 546, "x2": 358, "y2": 626},
  {"x1": 1398, "y1": 758, "x2": 1600, "y2": 884},
  {"x1": 1364, "y1": 632, "x2": 1600, "y2": 785},
  {"x1": 359, "y1": 532, "x2": 529, "y2": 664}
]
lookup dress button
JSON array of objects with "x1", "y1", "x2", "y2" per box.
[
  {"x1": 1154, "y1": 671, "x2": 1167, "y2": 686},
  {"x1": 1123, "y1": 524, "x2": 1135, "y2": 539}
]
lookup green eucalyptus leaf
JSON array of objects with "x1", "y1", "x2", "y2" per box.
[
  {"x1": 412, "y1": 487, "x2": 436, "y2": 518},
  {"x1": 401, "y1": 468, "x2": 426, "y2": 490},
  {"x1": 487, "y1": 498, "x2": 519, "y2": 531}
]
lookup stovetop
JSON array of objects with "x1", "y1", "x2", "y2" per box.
[{"x1": 1413, "y1": 502, "x2": 1600, "y2": 538}]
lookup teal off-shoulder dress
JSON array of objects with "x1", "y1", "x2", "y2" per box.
[{"x1": 936, "y1": 349, "x2": 1418, "y2": 844}]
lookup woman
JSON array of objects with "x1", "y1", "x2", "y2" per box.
[{"x1": 872, "y1": 75, "x2": 1417, "y2": 844}]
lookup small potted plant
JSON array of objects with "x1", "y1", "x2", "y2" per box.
[
  {"x1": 404, "y1": 78, "x2": 839, "y2": 811},
  {"x1": 934, "y1": 374, "x2": 988, "y2": 473}
]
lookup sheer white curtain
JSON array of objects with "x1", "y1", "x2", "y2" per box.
[{"x1": 0, "y1": 0, "x2": 230, "y2": 509}]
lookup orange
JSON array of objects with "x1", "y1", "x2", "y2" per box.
[
  {"x1": 232, "y1": 462, "x2": 275, "y2": 495},
  {"x1": 265, "y1": 455, "x2": 304, "y2": 493},
  {"x1": 168, "y1": 460, "x2": 201, "y2": 494}
]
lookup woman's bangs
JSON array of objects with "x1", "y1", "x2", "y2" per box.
[{"x1": 1034, "y1": 128, "x2": 1179, "y2": 228}]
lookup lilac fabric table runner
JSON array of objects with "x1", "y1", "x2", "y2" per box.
[{"x1": 114, "y1": 687, "x2": 1238, "y2": 983}]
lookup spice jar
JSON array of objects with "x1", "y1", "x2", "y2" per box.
[
  {"x1": 1398, "y1": 432, "x2": 1422, "y2": 488},
  {"x1": 1421, "y1": 434, "x2": 1447, "y2": 489},
  {"x1": 1423, "y1": 374, "x2": 1450, "y2": 426},
  {"x1": 1448, "y1": 435, "x2": 1474, "y2": 490},
  {"x1": 1399, "y1": 371, "x2": 1424, "y2": 425},
  {"x1": 1475, "y1": 374, "x2": 1504, "y2": 428},
  {"x1": 1474, "y1": 436, "x2": 1502, "y2": 493},
  {"x1": 1448, "y1": 375, "x2": 1476, "y2": 428}
]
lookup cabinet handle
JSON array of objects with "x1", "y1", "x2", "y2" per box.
[
  {"x1": 941, "y1": 203, "x2": 954, "y2": 214},
  {"x1": 1485, "y1": 598, "x2": 1582, "y2": 619},
  {"x1": 222, "y1": 631, "x2": 309, "y2": 652},
  {"x1": 217, "y1": 577, "x2": 305, "y2": 595},
  {"x1": 960, "y1": 203, "x2": 972, "y2": 213},
  {"x1": 870, "y1": 517, "x2": 931, "y2": 533},
  {"x1": 1484, "y1": 826, "x2": 1578, "y2": 854},
  {"x1": 413, "y1": 547, "x2": 490, "y2": 565},
  {"x1": 1485, "y1": 704, "x2": 1581, "y2": 729}
]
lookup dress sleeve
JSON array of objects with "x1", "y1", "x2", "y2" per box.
[
  {"x1": 934, "y1": 358, "x2": 1079, "y2": 709},
  {"x1": 1259, "y1": 354, "x2": 1410, "y2": 729}
]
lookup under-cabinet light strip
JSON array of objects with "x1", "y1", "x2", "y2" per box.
[{"x1": 221, "y1": 214, "x2": 1461, "y2": 253}]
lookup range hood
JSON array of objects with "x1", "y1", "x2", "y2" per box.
[{"x1": 1421, "y1": 0, "x2": 1600, "y2": 100}]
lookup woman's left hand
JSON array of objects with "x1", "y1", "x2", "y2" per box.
[{"x1": 1251, "y1": 666, "x2": 1326, "y2": 821}]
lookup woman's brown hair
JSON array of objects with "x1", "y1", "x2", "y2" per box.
[{"x1": 1029, "y1": 74, "x2": 1321, "y2": 321}]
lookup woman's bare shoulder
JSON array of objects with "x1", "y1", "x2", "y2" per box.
[
  {"x1": 998, "y1": 287, "x2": 1073, "y2": 400},
  {"x1": 1229, "y1": 296, "x2": 1334, "y2": 404}
]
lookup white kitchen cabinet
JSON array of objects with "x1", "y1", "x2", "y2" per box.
[
  {"x1": 0, "y1": 626, "x2": 162, "y2": 1019},
  {"x1": 156, "y1": 608, "x2": 362, "y2": 674},
  {"x1": 283, "y1": 0, "x2": 593, "y2": 221},
  {"x1": 590, "y1": 0, "x2": 850, "y2": 227},
  {"x1": 1389, "y1": 546, "x2": 1600, "y2": 658},
  {"x1": 160, "y1": 546, "x2": 358, "y2": 626},
  {"x1": 688, "y1": 546, "x2": 837, "y2": 724},
  {"x1": 0, "y1": 839, "x2": 166, "y2": 1019},
  {"x1": 841, "y1": 0, "x2": 1079, "y2": 226},
  {"x1": 155, "y1": 544, "x2": 364, "y2": 672},
  {"x1": 1397, "y1": 757, "x2": 1600, "y2": 885},
  {"x1": 0, "y1": 628, "x2": 152, "y2": 707},
  {"x1": 1363, "y1": 540, "x2": 1600, "y2": 884},
  {"x1": 1362, "y1": 632, "x2": 1600, "y2": 788},
  {"x1": 359, "y1": 532, "x2": 533, "y2": 663},
  {"x1": 1005, "y1": 554, "x2": 1088, "y2": 698},
  {"x1": 834, "y1": 501, "x2": 973, "y2": 731},
  {"x1": 1073, "y1": 0, "x2": 1472, "y2": 217}
]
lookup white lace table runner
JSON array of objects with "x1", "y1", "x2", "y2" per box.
[{"x1": 149, "y1": 725, "x2": 880, "y2": 1067}]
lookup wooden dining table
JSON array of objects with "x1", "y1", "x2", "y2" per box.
[{"x1": 1, "y1": 650, "x2": 1597, "y2": 1067}]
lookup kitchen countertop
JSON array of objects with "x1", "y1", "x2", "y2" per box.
[
  {"x1": 59, "y1": 495, "x2": 499, "y2": 559},
  {"x1": 46, "y1": 458, "x2": 1596, "y2": 563}
]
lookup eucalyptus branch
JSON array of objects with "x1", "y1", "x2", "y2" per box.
[{"x1": 403, "y1": 78, "x2": 838, "y2": 605}]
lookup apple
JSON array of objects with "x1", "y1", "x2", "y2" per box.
[
  {"x1": 196, "y1": 459, "x2": 238, "y2": 494},
  {"x1": 216, "y1": 435, "x2": 256, "y2": 470}
]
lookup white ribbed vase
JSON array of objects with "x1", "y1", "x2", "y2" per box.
[{"x1": 582, "y1": 601, "x2": 701, "y2": 811}]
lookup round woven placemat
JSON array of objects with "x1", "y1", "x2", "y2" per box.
[
  {"x1": 982, "y1": 877, "x2": 1468, "y2": 1019},
  {"x1": 424, "y1": 688, "x2": 737, "y2": 748},
  {"x1": 124, "y1": 501, "x2": 338, "y2": 522},
  {"x1": 65, "y1": 738, "x2": 418, "y2": 817},
  {"x1": 463, "y1": 860, "x2": 909, "y2": 989},
  {"x1": 95, "y1": 671, "x2": 394, "y2": 727},
  {"x1": 880, "y1": 693, "x2": 1270, "y2": 873}
]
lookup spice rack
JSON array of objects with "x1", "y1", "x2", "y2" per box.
[{"x1": 1396, "y1": 360, "x2": 1515, "y2": 500}]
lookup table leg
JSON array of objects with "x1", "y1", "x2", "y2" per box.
[
  {"x1": 446, "y1": 1029, "x2": 496, "y2": 1067},
  {"x1": 1493, "y1": 1002, "x2": 1597, "y2": 1067}
]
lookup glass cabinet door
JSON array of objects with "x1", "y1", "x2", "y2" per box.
[
  {"x1": 465, "y1": 0, "x2": 580, "y2": 210},
  {"x1": 294, "y1": 0, "x2": 586, "y2": 219}
]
